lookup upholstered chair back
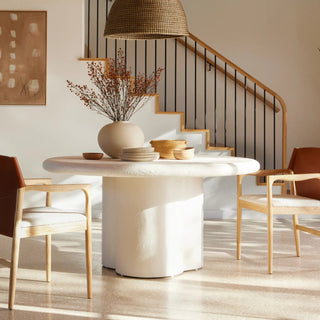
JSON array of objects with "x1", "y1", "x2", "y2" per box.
[
  {"x1": 288, "y1": 147, "x2": 320, "y2": 200},
  {"x1": 0, "y1": 156, "x2": 25, "y2": 237}
]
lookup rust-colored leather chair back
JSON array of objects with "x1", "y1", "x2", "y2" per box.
[
  {"x1": 288, "y1": 147, "x2": 320, "y2": 200},
  {"x1": 0, "y1": 156, "x2": 25, "y2": 237}
]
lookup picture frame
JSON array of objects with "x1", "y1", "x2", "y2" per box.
[{"x1": 0, "y1": 10, "x2": 47, "y2": 105}]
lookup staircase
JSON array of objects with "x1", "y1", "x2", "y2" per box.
[{"x1": 84, "y1": 0, "x2": 287, "y2": 170}]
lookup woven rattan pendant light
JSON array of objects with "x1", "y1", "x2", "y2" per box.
[{"x1": 104, "y1": 0, "x2": 189, "y2": 40}]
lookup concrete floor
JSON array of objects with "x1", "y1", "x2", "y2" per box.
[{"x1": 0, "y1": 219, "x2": 320, "y2": 320}]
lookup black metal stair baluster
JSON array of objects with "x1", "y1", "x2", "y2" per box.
[
  {"x1": 115, "y1": 39, "x2": 117, "y2": 63},
  {"x1": 134, "y1": 40, "x2": 137, "y2": 93},
  {"x1": 164, "y1": 39, "x2": 167, "y2": 112},
  {"x1": 87, "y1": 0, "x2": 90, "y2": 58},
  {"x1": 145, "y1": 40, "x2": 147, "y2": 93},
  {"x1": 254, "y1": 83, "x2": 257, "y2": 160},
  {"x1": 234, "y1": 69, "x2": 237, "y2": 156},
  {"x1": 263, "y1": 90, "x2": 266, "y2": 169},
  {"x1": 273, "y1": 96, "x2": 276, "y2": 169},
  {"x1": 124, "y1": 40, "x2": 127, "y2": 67},
  {"x1": 174, "y1": 39, "x2": 177, "y2": 112},
  {"x1": 214, "y1": 55, "x2": 217, "y2": 146},
  {"x1": 224, "y1": 62, "x2": 227, "y2": 147},
  {"x1": 194, "y1": 41, "x2": 197, "y2": 129},
  {"x1": 154, "y1": 40, "x2": 157, "y2": 93},
  {"x1": 96, "y1": 0, "x2": 99, "y2": 58},
  {"x1": 185, "y1": 37, "x2": 188, "y2": 128},
  {"x1": 244, "y1": 76, "x2": 247, "y2": 157},
  {"x1": 204, "y1": 48, "x2": 207, "y2": 129},
  {"x1": 105, "y1": 0, "x2": 108, "y2": 58}
]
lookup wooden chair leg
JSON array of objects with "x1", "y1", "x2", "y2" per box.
[
  {"x1": 46, "y1": 235, "x2": 51, "y2": 282},
  {"x1": 237, "y1": 204, "x2": 242, "y2": 260},
  {"x1": 267, "y1": 212, "x2": 273, "y2": 274},
  {"x1": 85, "y1": 229, "x2": 92, "y2": 299},
  {"x1": 9, "y1": 236, "x2": 21, "y2": 310},
  {"x1": 292, "y1": 215, "x2": 301, "y2": 257}
]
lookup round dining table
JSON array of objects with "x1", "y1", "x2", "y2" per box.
[{"x1": 43, "y1": 155, "x2": 259, "y2": 278}]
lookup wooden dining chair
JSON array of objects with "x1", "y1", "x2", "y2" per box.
[
  {"x1": 0, "y1": 155, "x2": 92, "y2": 309},
  {"x1": 237, "y1": 147, "x2": 320, "y2": 274}
]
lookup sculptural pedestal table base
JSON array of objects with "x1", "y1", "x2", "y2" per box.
[{"x1": 102, "y1": 176, "x2": 203, "y2": 278}]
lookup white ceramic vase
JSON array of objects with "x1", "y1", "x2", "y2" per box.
[{"x1": 98, "y1": 121, "x2": 145, "y2": 158}]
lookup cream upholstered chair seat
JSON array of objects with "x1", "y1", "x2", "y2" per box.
[
  {"x1": 22, "y1": 207, "x2": 87, "y2": 227},
  {"x1": 239, "y1": 194, "x2": 320, "y2": 208}
]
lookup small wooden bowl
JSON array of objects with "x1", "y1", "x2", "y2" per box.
[
  {"x1": 150, "y1": 140, "x2": 187, "y2": 159},
  {"x1": 173, "y1": 147, "x2": 195, "y2": 160},
  {"x1": 82, "y1": 152, "x2": 104, "y2": 160}
]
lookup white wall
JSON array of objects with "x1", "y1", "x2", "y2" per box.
[{"x1": 1, "y1": 0, "x2": 319, "y2": 219}]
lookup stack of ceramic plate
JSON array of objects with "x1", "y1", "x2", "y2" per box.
[{"x1": 120, "y1": 147, "x2": 160, "y2": 162}]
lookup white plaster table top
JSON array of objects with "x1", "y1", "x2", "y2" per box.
[{"x1": 43, "y1": 155, "x2": 260, "y2": 178}]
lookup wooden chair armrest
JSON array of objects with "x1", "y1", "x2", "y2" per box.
[
  {"x1": 238, "y1": 169, "x2": 293, "y2": 197},
  {"x1": 25, "y1": 184, "x2": 91, "y2": 193},
  {"x1": 24, "y1": 178, "x2": 52, "y2": 185},
  {"x1": 25, "y1": 184, "x2": 92, "y2": 217},
  {"x1": 248, "y1": 169, "x2": 293, "y2": 177},
  {"x1": 270, "y1": 173, "x2": 320, "y2": 184},
  {"x1": 237, "y1": 168, "x2": 292, "y2": 185}
]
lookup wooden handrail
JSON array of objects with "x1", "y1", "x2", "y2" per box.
[{"x1": 179, "y1": 32, "x2": 287, "y2": 168}]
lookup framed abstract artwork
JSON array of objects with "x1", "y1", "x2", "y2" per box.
[{"x1": 0, "y1": 11, "x2": 47, "y2": 105}]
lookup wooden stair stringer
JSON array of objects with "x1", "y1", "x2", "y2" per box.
[{"x1": 153, "y1": 94, "x2": 235, "y2": 155}]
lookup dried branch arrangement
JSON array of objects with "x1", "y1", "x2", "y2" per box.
[{"x1": 67, "y1": 50, "x2": 163, "y2": 121}]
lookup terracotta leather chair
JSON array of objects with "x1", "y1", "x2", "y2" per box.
[
  {"x1": 0, "y1": 155, "x2": 92, "y2": 309},
  {"x1": 237, "y1": 147, "x2": 320, "y2": 274}
]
